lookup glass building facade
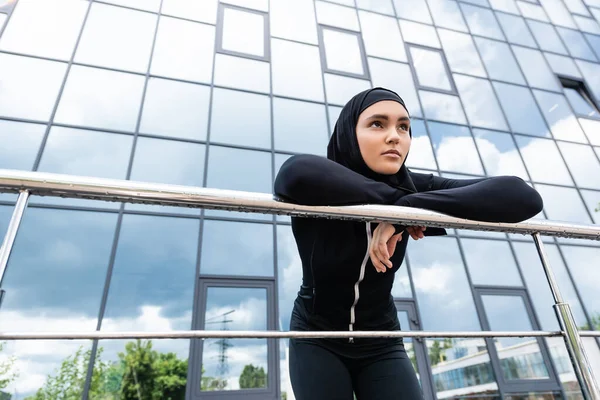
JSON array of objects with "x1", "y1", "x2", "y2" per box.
[{"x1": 0, "y1": 0, "x2": 599, "y2": 398}]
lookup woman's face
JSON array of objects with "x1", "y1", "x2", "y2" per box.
[{"x1": 355, "y1": 100, "x2": 411, "y2": 175}]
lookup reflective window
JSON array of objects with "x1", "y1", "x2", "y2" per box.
[
  {"x1": 392, "y1": 263, "x2": 413, "y2": 298},
  {"x1": 490, "y1": 0, "x2": 520, "y2": 14},
  {"x1": 493, "y1": 82, "x2": 551, "y2": 137},
  {"x1": 275, "y1": 155, "x2": 293, "y2": 222},
  {"x1": 201, "y1": 287, "x2": 268, "y2": 391},
  {"x1": 100, "y1": 0, "x2": 160, "y2": 11},
  {"x1": 535, "y1": 184, "x2": 591, "y2": 223},
  {"x1": 394, "y1": 0, "x2": 432, "y2": 24},
  {"x1": 575, "y1": 60, "x2": 600, "y2": 104},
  {"x1": 461, "y1": 239, "x2": 523, "y2": 286},
  {"x1": 517, "y1": 1, "x2": 550, "y2": 22},
  {"x1": 273, "y1": 97, "x2": 328, "y2": 155},
  {"x1": 277, "y1": 225, "x2": 304, "y2": 331},
  {"x1": 315, "y1": 1, "x2": 360, "y2": 31},
  {"x1": 356, "y1": 0, "x2": 395, "y2": 14},
  {"x1": 475, "y1": 37, "x2": 526, "y2": 85},
  {"x1": 407, "y1": 237, "x2": 481, "y2": 331},
  {"x1": 270, "y1": 0, "x2": 318, "y2": 44},
  {"x1": 210, "y1": 88, "x2": 271, "y2": 149},
  {"x1": 527, "y1": 20, "x2": 568, "y2": 55},
  {"x1": 515, "y1": 136, "x2": 574, "y2": 185},
  {"x1": 0, "y1": 0, "x2": 86, "y2": 60},
  {"x1": 472, "y1": 128, "x2": 530, "y2": 180},
  {"x1": 140, "y1": 78, "x2": 210, "y2": 141},
  {"x1": 426, "y1": 0, "x2": 468, "y2": 32},
  {"x1": 367, "y1": 58, "x2": 422, "y2": 117},
  {"x1": 324, "y1": 73, "x2": 371, "y2": 106},
  {"x1": 409, "y1": 47, "x2": 452, "y2": 91},
  {"x1": 438, "y1": 29, "x2": 487, "y2": 77},
  {"x1": 75, "y1": 3, "x2": 156, "y2": 73},
  {"x1": 399, "y1": 20, "x2": 440, "y2": 48},
  {"x1": 512, "y1": 46, "x2": 562, "y2": 92},
  {"x1": 213, "y1": 53, "x2": 270, "y2": 94},
  {"x1": 574, "y1": 15, "x2": 600, "y2": 34},
  {"x1": 0, "y1": 120, "x2": 45, "y2": 171},
  {"x1": 151, "y1": 16, "x2": 215, "y2": 84},
  {"x1": 556, "y1": 27, "x2": 597, "y2": 61},
  {"x1": 419, "y1": 91, "x2": 468, "y2": 125},
  {"x1": 221, "y1": 0, "x2": 268, "y2": 10},
  {"x1": 580, "y1": 189, "x2": 600, "y2": 223},
  {"x1": 564, "y1": 0, "x2": 591, "y2": 15},
  {"x1": 201, "y1": 220, "x2": 274, "y2": 277},
  {"x1": 557, "y1": 142, "x2": 600, "y2": 189},
  {"x1": 359, "y1": 10, "x2": 407, "y2": 62},
  {"x1": 585, "y1": 32, "x2": 600, "y2": 59},
  {"x1": 405, "y1": 120, "x2": 437, "y2": 170},
  {"x1": 321, "y1": 27, "x2": 366, "y2": 76},
  {"x1": 544, "y1": 53, "x2": 582, "y2": 78},
  {"x1": 539, "y1": 0, "x2": 577, "y2": 28},
  {"x1": 0, "y1": 53, "x2": 67, "y2": 121},
  {"x1": 54, "y1": 65, "x2": 145, "y2": 132},
  {"x1": 0, "y1": 12, "x2": 5, "y2": 29},
  {"x1": 162, "y1": 0, "x2": 218, "y2": 24},
  {"x1": 272, "y1": 39, "x2": 324, "y2": 102},
  {"x1": 460, "y1": 3, "x2": 505, "y2": 40},
  {"x1": 328, "y1": 105, "x2": 343, "y2": 134},
  {"x1": 428, "y1": 122, "x2": 485, "y2": 174},
  {"x1": 579, "y1": 118, "x2": 600, "y2": 145},
  {"x1": 454, "y1": 75, "x2": 509, "y2": 131},
  {"x1": 561, "y1": 246, "x2": 600, "y2": 326},
  {"x1": 220, "y1": 7, "x2": 266, "y2": 59},
  {"x1": 496, "y1": 13, "x2": 538, "y2": 47},
  {"x1": 533, "y1": 90, "x2": 589, "y2": 143}
]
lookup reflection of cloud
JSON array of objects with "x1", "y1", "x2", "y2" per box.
[
  {"x1": 201, "y1": 341, "x2": 268, "y2": 390},
  {"x1": 276, "y1": 226, "x2": 303, "y2": 331},
  {"x1": 412, "y1": 262, "x2": 452, "y2": 295},
  {"x1": 405, "y1": 135, "x2": 437, "y2": 170},
  {"x1": 434, "y1": 136, "x2": 484, "y2": 175},
  {"x1": 205, "y1": 297, "x2": 267, "y2": 331},
  {"x1": 474, "y1": 136, "x2": 529, "y2": 179}
]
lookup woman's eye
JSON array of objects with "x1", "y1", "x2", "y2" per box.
[
  {"x1": 398, "y1": 125, "x2": 409, "y2": 132},
  {"x1": 371, "y1": 121, "x2": 383, "y2": 128}
]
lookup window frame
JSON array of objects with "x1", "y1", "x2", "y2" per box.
[
  {"x1": 406, "y1": 43, "x2": 458, "y2": 95},
  {"x1": 216, "y1": 3, "x2": 271, "y2": 62},
  {"x1": 317, "y1": 24, "x2": 370, "y2": 80},
  {"x1": 559, "y1": 75, "x2": 600, "y2": 121}
]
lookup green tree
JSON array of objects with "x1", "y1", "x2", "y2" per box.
[
  {"x1": 0, "y1": 342, "x2": 18, "y2": 391},
  {"x1": 238, "y1": 364, "x2": 267, "y2": 389},
  {"x1": 581, "y1": 313, "x2": 600, "y2": 331},
  {"x1": 152, "y1": 352, "x2": 188, "y2": 400},
  {"x1": 119, "y1": 339, "x2": 157, "y2": 400},
  {"x1": 428, "y1": 338, "x2": 452, "y2": 367}
]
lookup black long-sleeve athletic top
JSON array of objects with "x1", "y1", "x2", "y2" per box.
[{"x1": 274, "y1": 154, "x2": 543, "y2": 334}]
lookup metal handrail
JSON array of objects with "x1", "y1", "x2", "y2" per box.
[{"x1": 0, "y1": 168, "x2": 599, "y2": 399}]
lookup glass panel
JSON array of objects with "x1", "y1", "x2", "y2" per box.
[
  {"x1": 544, "y1": 53, "x2": 582, "y2": 78},
  {"x1": 367, "y1": 58, "x2": 422, "y2": 118},
  {"x1": 490, "y1": 0, "x2": 520, "y2": 14},
  {"x1": 322, "y1": 28, "x2": 365, "y2": 75},
  {"x1": 578, "y1": 118, "x2": 600, "y2": 145},
  {"x1": 162, "y1": 0, "x2": 218, "y2": 24},
  {"x1": 394, "y1": 0, "x2": 432, "y2": 24},
  {"x1": 358, "y1": 10, "x2": 407, "y2": 61},
  {"x1": 493, "y1": 82, "x2": 551, "y2": 137},
  {"x1": 202, "y1": 287, "x2": 268, "y2": 391},
  {"x1": 585, "y1": 33, "x2": 600, "y2": 60},
  {"x1": 513, "y1": 46, "x2": 562, "y2": 92},
  {"x1": 0, "y1": 12, "x2": 5, "y2": 29},
  {"x1": 504, "y1": 392, "x2": 562, "y2": 399},
  {"x1": 474, "y1": 37, "x2": 526, "y2": 85},
  {"x1": 356, "y1": 0, "x2": 394, "y2": 14},
  {"x1": 557, "y1": 27, "x2": 598, "y2": 61},
  {"x1": 399, "y1": 20, "x2": 440, "y2": 48},
  {"x1": 564, "y1": 0, "x2": 590, "y2": 15},
  {"x1": 517, "y1": 1, "x2": 550, "y2": 22},
  {"x1": 0, "y1": 0, "x2": 86, "y2": 60},
  {"x1": 222, "y1": 7, "x2": 265, "y2": 58},
  {"x1": 54, "y1": 65, "x2": 145, "y2": 132},
  {"x1": 270, "y1": 0, "x2": 318, "y2": 44},
  {"x1": 482, "y1": 295, "x2": 551, "y2": 380},
  {"x1": 533, "y1": 90, "x2": 589, "y2": 143},
  {"x1": 574, "y1": 15, "x2": 600, "y2": 34},
  {"x1": 575, "y1": 60, "x2": 600, "y2": 105},
  {"x1": 427, "y1": 0, "x2": 469, "y2": 32},
  {"x1": 324, "y1": 73, "x2": 371, "y2": 106},
  {"x1": 272, "y1": 38, "x2": 324, "y2": 102},
  {"x1": 561, "y1": 246, "x2": 600, "y2": 331},
  {"x1": 277, "y1": 225, "x2": 303, "y2": 332},
  {"x1": 140, "y1": 77, "x2": 210, "y2": 141},
  {"x1": 0, "y1": 120, "x2": 45, "y2": 171},
  {"x1": 222, "y1": 0, "x2": 269, "y2": 11},
  {"x1": 527, "y1": 20, "x2": 568, "y2": 55},
  {"x1": 419, "y1": 91, "x2": 468, "y2": 125},
  {"x1": 428, "y1": 122, "x2": 485, "y2": 178},
  {"x1": 438, "y1": 29, "x2": 487, "y2": 77},
  {"x1": 75, "y1": 3, "x2": 156, "y2": 73},
  {"x1": 328, "y1": 106, "x2": 343, "y2": 134},
  {"x1": 460, "y1": 3, "x2": 505, "y2": 40},
  {"x1": 201, "y1": 220, "x2": 273, "y2": 277},
  {"x1": 315, "y1": 1, "x2": 360, "y2": 31},
  {"x1": 392, "y1": 264, "x2": 413, "y2": 298},
  {"x1": 151, "y1": 16, "x2": 215, "y2": 83},
  {"x1": 565, "y1": 89, "x2": 598, "y2": 118},
  {"x1": 535, "y1": 184, "x2": 591, "y2": 223},
  {"x1": 275, "y1": 154, "x2": 293, "y2": 222},
  {"x1": 213, "y1": 53, "x2": 270, "y2": 94},
  {"x1": 515, "y1": 136, "x2": 573, "y2": 185},
  {"x1": 580, "y1": 189, "x2": 600, "y2": 223},
  {"x1": 209, "y1": 88, "x2": 271, "y2": 149},
  {"x1": 100, "y1": 0, "x2": 160, "y2": 11},
  {"x1": 461, "y1": 239, "x2": 523, "y2": 286},
  {"x1": 405, "y1": 120, "x2": 437, "y2": 170},
  {"x1": 273, "y1": 97, "x2": 328, "y2": 155},
  {"x1": 557, "y1": 142, "x2": 600, "y2": 189},
  {"x1": 512, "y1": 242, "x2": 588, "y2": 331},
  {"x1": 409, "y1": 47, "x2": 452, "y2": 91},
  {"x1": 472, "y1": 128, "x2": 530, "y2": 180},
  {"x1": 539, "y1": 0, "x2": 577, "y2": 28},
  {"x1": 454, "y1": 75, "x2": 509, "y2": 131},
  {"x1": 497, "y1": 13, "x2": 538, "y2": 47},
  {"x1": 545, "y1": 337, "x2": 585, "y2": 399},
  {"x1": 0, "y1": 53, "x2": 67, "y2": 121}
]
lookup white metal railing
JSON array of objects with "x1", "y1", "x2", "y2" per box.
[{"x1": 0, "y1": 168, "x2": 599, "y2": 399}]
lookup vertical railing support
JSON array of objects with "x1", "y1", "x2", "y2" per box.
[
  {"x1": 533, "y1": 233, "x2": 600, "y2": 399},
  {"x1": 0, "y1": 190, "x2": 29, "y2": 307}
]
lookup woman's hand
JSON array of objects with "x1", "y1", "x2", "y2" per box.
[{"x1": 370, "y1": 223, "x2": 427, "y2": 273}]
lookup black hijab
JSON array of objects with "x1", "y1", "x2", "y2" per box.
[{"x1": 327, "y1": 87, "x2": 417, "y2": 193}]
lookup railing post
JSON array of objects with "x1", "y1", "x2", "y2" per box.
[
  {"x1": 533, "y1": 233, "x2": 600, "y2": 400},
  {"x1": 0, "y1": 190, "x2": 29, "y2": 307}
]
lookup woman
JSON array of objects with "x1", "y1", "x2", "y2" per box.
[{"x1": 273, "y1": 87, "x2": 543, "y2": 400}]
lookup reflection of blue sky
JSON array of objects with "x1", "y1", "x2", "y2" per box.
[
  {"x1": 527, "y1": 20, "x2": 568, "y2": 55},
  {"x1": 358, "y1": 10, "x2": 407, "y2": 62},
  {"x1": 556, "y1": 142, "x2": 600, "y2": 189},
  {"x1": 324, "y1": 73, "x2": 371, "y2": 106},
  {"x1": 575, "y1": 60, "x2": 600, "y2": 104},
  {"x1": 560, "y1": 246, "x2": 600, "y2": 321},
  {"x1": 405, "y1": 120, "x2": 437, "y2": 170},
  {"x1": 315, "y1": 1, "x2": 359, "y2": 31},
  {"x1": 454, "y1": 75, "x2": 508, "y2": 131},
  {"x1": 410, "y1": 47, "x2": 453, "y2": 91},
  {"x1": 438, "y1": 29, "x2": 487, "y2": 77},
  {"x1": 214, "y1": 53, "x2": 270, "y2": 94},
  {"x1": 493, "y1": 82, "x2": 551, "y2": 137},
  {"x1": 580, "y1": 189, "x2": 600, "y2": 223},
  {"x1": 221, "y1": 8, "x2": 265, "y2": 58},
  {"x1": 0, "y1": 120, "x2": 45, "y2": 171},
  {"x1": 273, "y1": 97, "x2": 328, "y2": 156},
  {"x1": 517, "y1": 1, "x2": 550, "y2": 22},
  {"x1": 534, "y1": 184, "x2": 592, "y2": 224},
  {"x1": 539, "y1": 0, "x2": 577, "y2": 28},
  {"x1": 460, "y1": 3, "x2": 505, "y2": 40},
  {"x1": 420, "y1": 91, "x2": 468, "y2": 125},
  {"x1": 460, "y1": 238, "x2": 523, "y2": 286},
  {"x1": 544, "y1": 53, "x2": 582, "y2": 78},
  {"x1": 276, "y1": 225, "x2": 302, "y2": 331},
  {"x1": 426, "y1": 0, "x2": 468, "y2": 32},
  {"x1": 394, "y1": 0, "x2": 432, "y2": 24},
  {"x1": 556, "y1": 26, "x2": 597, "y2": 61},
  {"x1": 367, "y1": 58, "x2": 422, "y2": 118},
  {"x1": 399, "y1": 20, "x2": 440, "y2": 49},
  {"x1": 427, "y1": 122, "x2": 484, "y2": 174},
  {"x1": 533, "y1": 90, "x2": 589, "y2": 143},
  {"x1": 472, "y1": 128, "x2": 530, "y2": 180},
  {"x1": 515, "y1": 136, "x2": 573, "y2": 185},
  {"x1": 474, "y1": 37, "x2": 526, "y2": 85},
  {"x1": 512, "y1": 46, "x2": 562, "y2": 92},
  {"x1": 489, "y1": 0, "x2": 520, "y2": 14},
  {"x1": 322, "y1": 29, "x2": 364, "y2": 75},
  {"x1": 496, "y1": 12, "x2": 538, "y2": 47}
]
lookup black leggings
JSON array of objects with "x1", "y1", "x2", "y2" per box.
[{"x1": 289, "y1": 338, "x2": 424, "y2": 400}]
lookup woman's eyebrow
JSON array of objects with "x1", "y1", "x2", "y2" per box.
[{"x1": 365, "y1": 114, "x2": 410, "y2": 123}]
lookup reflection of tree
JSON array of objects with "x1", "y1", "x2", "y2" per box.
[
  {"x1": 239, "y1": 364, "x2": 267, "y2": 389},
  {"x1": 581, "y1": 312, "x2": 600, "y2": 331},
  {"x1": 429, "y1": 339, "x2": 452, "y2": 366},
  {"x1": 0, "y1": 342, "x2": 18, "y2": 392}
]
